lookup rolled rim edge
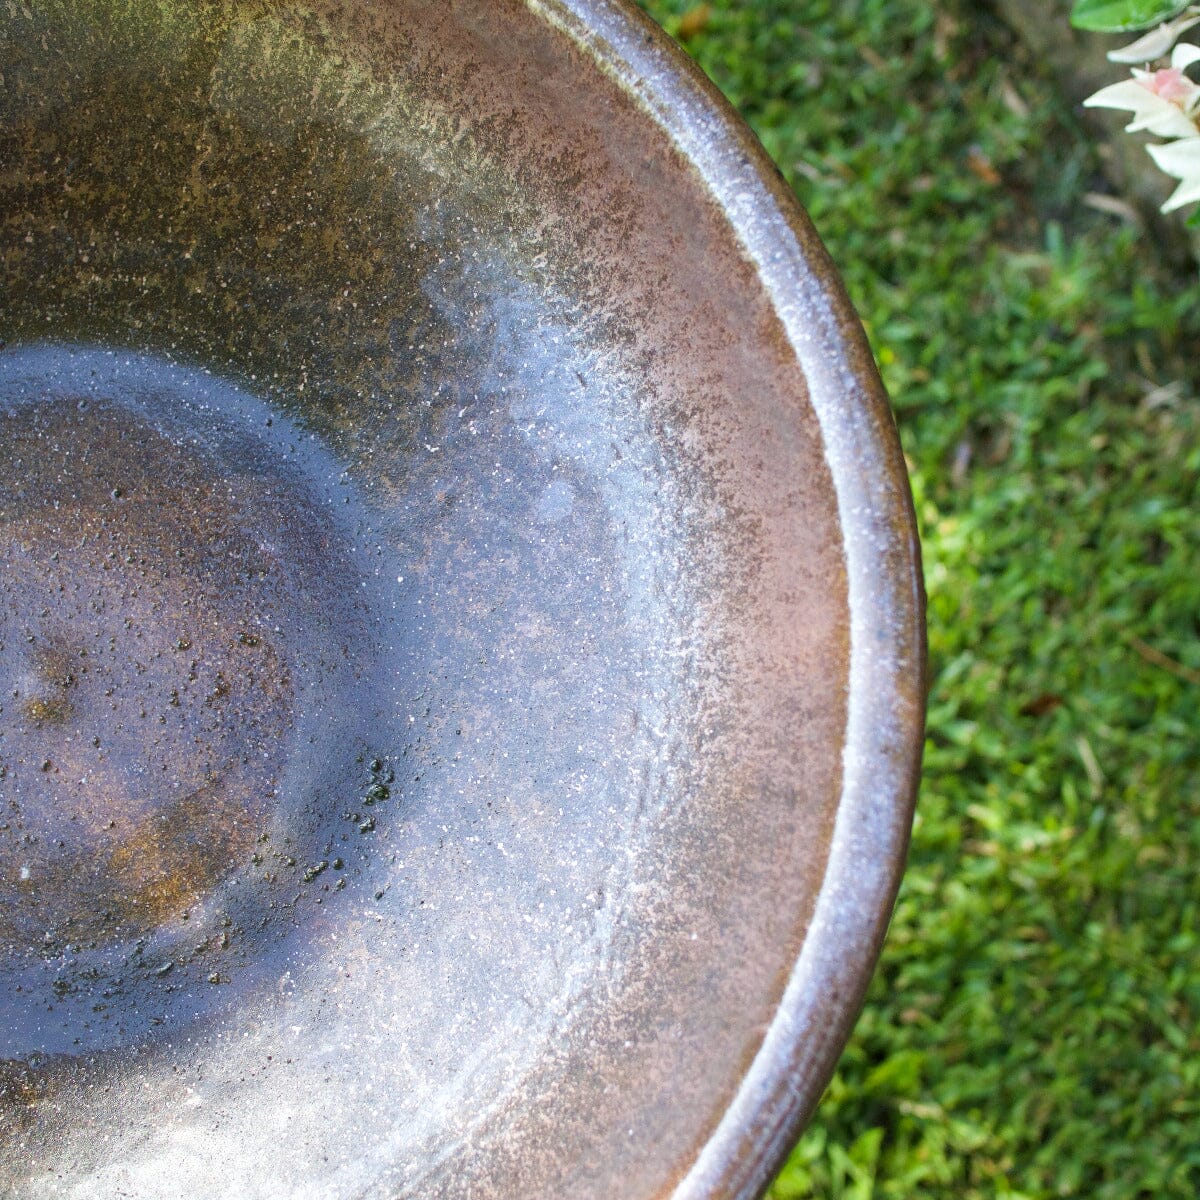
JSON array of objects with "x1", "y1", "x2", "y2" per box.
[{"x1": 524, "y1": 2, "x2": 927, "y2": 1196}]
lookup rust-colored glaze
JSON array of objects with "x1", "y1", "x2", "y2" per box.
[
  {"x1": 0, "y1": 1, "x2": 924, "y2": 1197},
  {"x1": 0, "y1": 398, "x2": 291, "y2": 951}
]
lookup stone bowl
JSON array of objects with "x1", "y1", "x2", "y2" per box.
[{"x1": 0, "y1": 1, "x2": 924, "y2": 1196}]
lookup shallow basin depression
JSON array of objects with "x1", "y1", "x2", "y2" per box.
[{"x1": 0, "y1": 2, "x2": 924, "y2": 1197}]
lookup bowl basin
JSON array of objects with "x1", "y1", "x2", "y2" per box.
[{"x1": 0, "y1": 1, "x2": 924, "y2": 1196}]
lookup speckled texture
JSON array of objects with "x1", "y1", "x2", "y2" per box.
[{"x1": 0, "y1": 1, "x2": 923, "y2": 1197}]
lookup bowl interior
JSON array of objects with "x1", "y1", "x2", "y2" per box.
[{"x1": 0, "y1": 2, "x2": 920, "y2": 1196}]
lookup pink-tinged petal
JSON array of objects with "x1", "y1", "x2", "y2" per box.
[
  {"x1": 1108, "y1": 13, "x2": 1200, "y2": 64},
  {"x1": 1085, "y1": 78, "x2": 1163, "y2": 112},
  {"x1": 1086, "y1": 79, "x2": 1200, "y2": 138},
  {"x1": 1141, "y1": 67, "x2": 1199, "y2": 104}
]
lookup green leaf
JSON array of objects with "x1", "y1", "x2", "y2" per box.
[{"x1": 1070, "y1": 0, "x2": 1191, "y2": 32}]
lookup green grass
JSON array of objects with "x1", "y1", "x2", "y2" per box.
[{"x1": 639, "y1": 2, "x2": 1200, "y2": 1196}]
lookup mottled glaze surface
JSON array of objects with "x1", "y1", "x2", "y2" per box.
[{"x1": 0, "y1": 1, "x2": 923, "y2": 1197}]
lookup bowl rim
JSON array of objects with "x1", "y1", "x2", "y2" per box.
[{"x1": 530, "y1": 2, "x2": 927, "y2": 1195}]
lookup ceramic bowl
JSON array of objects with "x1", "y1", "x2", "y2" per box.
[{"x1": 0, "y1": 1, "x2": 924, "y2": 1195}]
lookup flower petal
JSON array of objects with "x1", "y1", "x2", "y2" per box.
[
  {"x1": 1147, "y1": 137, "x2": 1200, "y2": 209},
  {"x1": 1084, "y1": 78, "x2": 1162, "y2": 110},
  {"x1": 1084, "y1": 79, "x2": 1200, "y2": 137},
  {"x1": 1108, "y1": 11, "x2": 1200, "y2": 63},
  {"x1": 1147, "y1": 134, "x2": 1200, "y2": 171},
  {"x1": 1161, "y1": 173, "x2": 1200, "y2": 209},
  {"x1": 1172, "y1": 40, "x2": 1200, "y2": 68}
]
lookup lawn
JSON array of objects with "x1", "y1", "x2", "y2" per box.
[{"x1": 638, "y1": 2, "x2": 1200, "y2": 1196}]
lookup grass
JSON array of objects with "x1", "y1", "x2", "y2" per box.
[{"x1": 638, "y1": 2, "x2": 1200, "y2": 1196}]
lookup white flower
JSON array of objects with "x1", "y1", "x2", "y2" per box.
[
  {"x1": 1167, "y1": 40, "x2": 1200, "y2": 75},
  {"x1": 1084, "y1": 44, "x2": 1200, "y2": 139},
  {"x1": 1147, "y1": 137, "x2": 1200, "y2": 209},
  {"x1": 1108, "y1": 10, "x2": 1200, "y2": 64}
]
